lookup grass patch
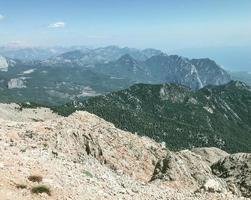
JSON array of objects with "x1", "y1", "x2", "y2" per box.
[
  {"x1": 31, "y1": 185, "x2": 51, "y2": 196},
  {"x1": 83, "y1": 170, "x2": 93, "y2": 178}
]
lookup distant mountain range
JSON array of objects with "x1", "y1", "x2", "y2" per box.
[
  {"x1": 42, "y1": 46, "x2": 163, "y2": 66},
  {"x1": 44, "y1": 46, "x2": 230, "y2": 90},
  {"x1": 54, "y1": 81, "x2": 251, "y2": 153},
  {"x1": 94, "y1": 53, "x2": 230, "y2": 90},
  {"x1": 0, "y1": 46, "x2": 233, "y2": 105},
  {"x1": 0, "y1": 46, "x2": 74, "y2": 61}
]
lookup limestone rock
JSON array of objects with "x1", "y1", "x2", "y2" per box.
[
  {"x1": 191, "y1": 147, "x2": 229, "y2": 165},
  {"x1": 203, "y1": 179, "x2": 224, "y2": 193},
  {"x1": 0, "y1": 55, "x2": 9, "y2": 71},
  {"x1": 8, "y1": 78, "x2": 26, "y2": 89},
  {"x1": 150, "y1": 150, "x2": 228, "y2": 193}
]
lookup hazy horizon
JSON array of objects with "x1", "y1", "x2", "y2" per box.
[
  {"x1": 0, "y1": 0, "x2": 250, "y2": 71},
  {"x1": 1, "y1": 43, "x2": 250, "y2": 72}
]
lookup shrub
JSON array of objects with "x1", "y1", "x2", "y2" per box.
[
  {"x1": 16, "y1": 184, "x2": 27, "y2": 189},
  {"x1": 28, "y1": 175, "x2": 43, "y2": 183},
  {"x1": 83, "y1": 170, "x2": 93, "y2": 178},
  {"x1": 31, "y1": 185, "x2": 51, "y2": 196}
]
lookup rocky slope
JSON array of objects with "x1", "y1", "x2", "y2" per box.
[
  {"x1": 0, "y1": 103, "x2": 250, "y2": 199},
  {"x1": 212, "y1": 153, "x2": 251, "y2": 197}
]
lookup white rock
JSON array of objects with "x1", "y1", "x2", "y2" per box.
[
  {"x1": 203, "y1": 179, "x2": 223, "y2": 193},
  {"x1": 7, "y1": 78, "x2": 26, "y2": 89},
  {"x1": 0, "y1": 55, "x2": 9, "y2": 71}
]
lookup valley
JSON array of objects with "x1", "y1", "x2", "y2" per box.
[
  {"x1": 0, "y1": 46, "x2": 250, "y2": 199},
  {"x1": 0, "y1": 46, "x2": 231, "y2": 105}
]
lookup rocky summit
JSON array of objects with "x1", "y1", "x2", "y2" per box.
[{"x1": 0, "y1": 103, "x2": 250, "y2": 200}]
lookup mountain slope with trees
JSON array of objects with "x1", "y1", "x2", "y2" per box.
[{"x1": 54, "y1": 81, "x2": 251, "y2": 153}]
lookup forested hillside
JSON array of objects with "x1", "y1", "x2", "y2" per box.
[{"x1": 53, "y1": 81, "x2": 251, "y2": 153}]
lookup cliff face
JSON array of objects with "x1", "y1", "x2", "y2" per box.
[
  {"x1": 0, "y1": 104, "x2": 250, "y2": 200},
  {"x1": 0, "y1": 55, "x2": 9, "y2": 71}
]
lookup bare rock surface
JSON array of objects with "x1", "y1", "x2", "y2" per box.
[
  {"x1": 0, "y1": 55, "x2": 8, "y2": 71},
  {"x1": 150, "y1": 150, "x2": 228, "y2": 193},
  {"x1": 191, "y1": 147, "x2": 229, "y2": 165},
  {"x1": 7, "y1": 78, "x2": 27, "y2": 89},
  {"x1": 0, "y1": 104, "x2": 249, "y2": 199}
]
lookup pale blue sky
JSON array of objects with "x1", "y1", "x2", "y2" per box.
[{"x1": 0, "y1": 0, "x2": 251, "y2": 50}]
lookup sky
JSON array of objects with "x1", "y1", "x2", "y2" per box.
[{"x1": 0, "y1": 0, "x2": 251, "y2": 51}]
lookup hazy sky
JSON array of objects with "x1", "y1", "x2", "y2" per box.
[{"x1": 0, "y1": 0, "x2": 251, "y2": 50}]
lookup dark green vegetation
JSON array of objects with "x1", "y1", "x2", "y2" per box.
[
  {"x1": 54, "y1": 81, "x2": 251, "y2": 153},
  {"x1": 83, "y1": 170, "x2": 94, "y2": 178},
  {"x1": 31, "y1": 185, "x2": 51, "y2": 196}
]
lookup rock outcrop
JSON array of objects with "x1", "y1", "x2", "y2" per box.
[
  {"x1": 8, "y1": 78, "x2": 27, "y2": 89},
  {"x1": 0, "y1": 55, "x2": 9, "y2": 71},
  {"x1": 191, "y1": 147, "x2": 229, "y2": 165},
  {"x1": 150, "y1": 150, "x2": 228, "y2": 193},
  {"x1": 212, "y1": 153, "x2": 251, "y2": 198},
  {"x1": 0, "y1": 104, "x2": 249, "y2": 200}
]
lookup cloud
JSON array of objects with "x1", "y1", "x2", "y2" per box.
[
  {"x1": 0, "y1": 14, "x2": 5, "y2": 20},
  {"x1": 6, "y1": 41, "x2": 32, "y2": 48},
  {"x1": 48, "y1": 22, "x2": 65, "y2": 28}
]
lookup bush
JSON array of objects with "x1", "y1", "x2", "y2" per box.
[
  {"x1": 16, "y1": 184, "x2": 27, "y2": 189},
  {"x1": 28, "y1": 175, "x2": 43, "y2": 183},
  {"x1": 31, "y1": 185, "x2": 51, "y2": 196},
  {"x1": 83, "y1": 170, "x2": 93, "y2": 178}
]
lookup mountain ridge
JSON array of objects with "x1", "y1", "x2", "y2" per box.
[
  {"x1": 93, "y1": 53, "x2": 230, "y2": 90},
  {"x1": 53, "y1": 81, "x2": 251, "y2": 153}
]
